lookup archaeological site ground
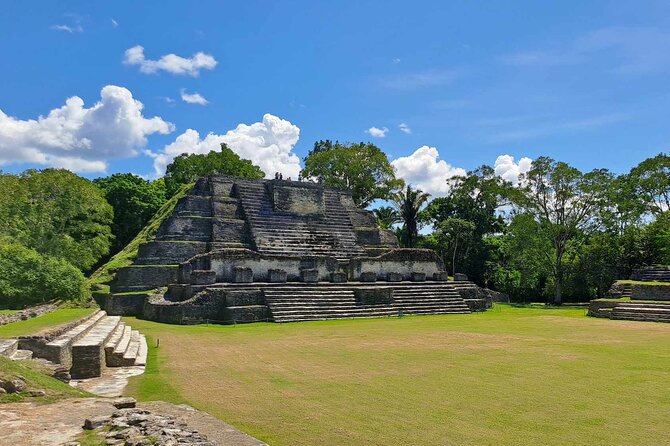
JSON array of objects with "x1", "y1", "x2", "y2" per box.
[{"x1": 1, "y1": 176, "x2": 669, "y2": 445}]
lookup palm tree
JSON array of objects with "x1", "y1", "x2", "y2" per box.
[
  {"x1": 393, "y1": 185, "x2": 430, "y2": 248},
  {"x1": 373, "y1": 206, "x2": 400, "y2": 230}
]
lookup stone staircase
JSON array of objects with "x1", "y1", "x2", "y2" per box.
[
  {"x1": 630, "y1": 266, "x2": 670, "y2": 282},
  {"x1": 235, "y1": 180, "x2": 367, "y2": 260},
  {"x1": 611, "y1": 302, "x2": 670, "y2": 323},
  {"x1": 261, "y1": 282, "x2": 471, "y2": 323},
  {"x1": 3, "y1": 311, "x2": 147, "y2": 379}
]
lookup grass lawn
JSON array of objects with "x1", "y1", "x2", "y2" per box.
[
  {"x1": 125, "y1": 305, "x2": 670, "y2": 446},
  {"x1": 0, "y1": 310, "x2": 20, "y2": 314},
  {"x1": 0, "y1": 309, "x2": 93, "y2": 338},
  {"x1": 0, "y1": 356, "x2": 88, "y2": 403}
]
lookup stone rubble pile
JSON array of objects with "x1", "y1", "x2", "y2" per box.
[
  {"x1": 84, "y1": 399, "x2": 215, "y2": 446},
  {"x1": 0, "y1": 376, "x2": 46, "y2": 397},
  {"x1": 0, "y1": 303, "x2": 57, "y2": 326}
]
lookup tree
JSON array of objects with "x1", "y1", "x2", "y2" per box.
[
  {"x1": 94, "y1": 174, "x2": 167, "y2": 253},
  {"x1": 0, "y1": 169, "x2": 113, "y2": 272},
  {"x1": 629, "y1": 152, "x2": 670, "y2": 215},
  {"x1": 0, "y1": 240, "x2": 88, "y2": 308},
  {"x1": 424, "y1": 165, "x2": 509, "y2": 283},
  {"x1": 393, "y1": 185, "x2": 430, "y2": 248},
  {"x1": 373, "y1": 206, "x2": 400, "y2": 230},
  {"x1": 434, "y1": 218, "x2": 475, "y2": 275},
  {"x1": 507, "y1": 157, "x2": 610, "y2": 305},
  {"x1": 301, "y1": 140, "x2": 403, "y2": 207},
  {"x1": 164, "y1": 143, "x2": 264, "y2": 196}
]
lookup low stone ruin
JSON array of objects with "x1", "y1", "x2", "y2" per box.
[{"x1": 0, "y1": 303, "x2": 57, "y2": 326}]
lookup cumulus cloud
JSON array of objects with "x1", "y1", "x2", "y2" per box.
[
  {"x1": 51, "y1": 24, "x2": 83, "y2": 33},
  {"x1": 147, "y1": 114, "x2": 301, "y2": 178},
  {"x1": 391, "y1": 146, "x2": 466, "y2": 197},
  {"x1": 399, "y1": 123, "x2": 412, "y2": 134},
  {"x1": 0, "y1": 85, "x2": 173, "y2": 173},
  {"x1": 366, "y1": 126, "x2": 389, "y2": 138},
  {"x1": 111, "y1": 18, "x2": 118, "y2": 28},
  {"x1": 123, "y1": 45, "x2": 217, "y2": 77},
  {"x1": 494, "y1": 155, "x2": 533, "y2": 184},
  {"x1": 180, "y1": 90, "x2": 208, "y2": 105}
]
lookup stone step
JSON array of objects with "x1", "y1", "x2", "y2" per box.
[
  {"x1": 616, "y1": 303, "x2": 670, "y2": 310},
  {"x1": 104, "y1": 322, "x2": 126, "y2": 361},
  {"x1": 114, "y1": 326, "x2": 132, "y2": 357},
  {"x1": 0, "y1": 339, "x2": 19, "y2": 357},
  {"x1": 70, "y1": 316, "x2": 122, "y2": 379},
  {"x1": 10, "y1": 349, "x2": 33, "y2": 360},
  {"x1": 273, "y1": 309, "x2": 468, "y2": 323},
  {"x1": 611, "y1": 312, "x2": 670, "y2": 322},
  {"x1": 123, "y1": 330, "x2": 141, "y2": 364},
  {"x1": 44, "y1": 311, "x2": 106, "y2": 366},
  {"x1": 135, "y1": 334, "x2": 148, "y2": 366}
]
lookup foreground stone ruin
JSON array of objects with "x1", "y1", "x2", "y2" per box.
[
  {"x1": 589, "y1": 266, "x2": 670, "y2": 323},
  {"x1": 106, "y1": 176, "x2": 493, "y2": 324},
  {"x1": 0, "y1": 310, "x2": 147, "y2": 379}
]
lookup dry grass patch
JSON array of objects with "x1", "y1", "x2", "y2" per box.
[{"x1": 125, "y1": 306, "x2": 670, "y2": 446}]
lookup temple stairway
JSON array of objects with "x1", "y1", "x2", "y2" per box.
[
  {"x1": 1, "y1": 311, "x2": 148, "y2": 379},
  {"x1": 262, "y1": 282, "x2": 470, "y2": 322},
  {"x1": 235, "y1": 180, "x2": 367, "y2": 260},
  {"x1": 630, "y1": 266, "x2": 670, "y2": 282},
  {"x1": 611, "y1": 302, "x2": 670, "y2": 323}
]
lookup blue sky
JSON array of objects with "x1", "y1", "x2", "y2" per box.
[{"x1": 1, "y1": 1, "x2": 669, "y2": 195}]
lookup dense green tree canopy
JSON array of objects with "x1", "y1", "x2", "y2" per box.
[
  {"x1": 0, "y1": 169, "x2": 113, "y2": 271},
  {"x1": 302, "y1": 140, "x2": 403, "y2": 208},
  {"x1": 94, "y1": 174, "x2": 167, "y2": 253},
  {"x1": 0, "y1": 239, "x2": 88, "y2": 309},
  {"x1": 505, "y1": 157, "x2": 611, "y2": 304},
  {"x1": 373, "y1": 206, "x2": 400, "y2": 230},
  {"x1": 629, "y1": 152, "x2": 670, "y2": 215},
  {"x1": 164, "y1": 143, "x2": 264, "y2": 196}
]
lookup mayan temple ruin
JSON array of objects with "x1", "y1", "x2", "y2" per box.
[{"x1": 106, "y1": 176, "x2": 492, "y2": 324}]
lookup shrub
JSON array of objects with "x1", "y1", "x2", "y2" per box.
[{"x1": 0, "y1": 241, "x2": 87, "y2": 309}]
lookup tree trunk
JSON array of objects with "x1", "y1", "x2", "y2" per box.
[
  {"x1": 554, "y1": 261, "x2": 563, "y2": 306},
  {"x1": 452, "y1": 240, "x2": 458, "y2": 276}
]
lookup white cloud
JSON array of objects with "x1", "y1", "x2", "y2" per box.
[
  {"x1": 494, "y1": 155, "x2": 533, "y2": 184},
  {"x1": 391, "y1": 146, "x2": 466, "y2": 197},
  {"x1": 180, "y1": 90, "x2": 208, "y2": 105},
  {"x1": 123, "y1": 45, "x2": 217, "y2": 77},
  {"x1": 147, "y1": 114, "x2": 301, "y2": 179},
  {"x1": 111, "y1": 18, "x2": 118, "y2": 28},
  {"x1": 392, "y1": 58, "x2": 401, "y2": 64},
  {"x1": 0, "y1": 85, "x2": 173, "y2": 173},
  {"x1": 366, "y1": 126, "x2": 388, "y2": 138},
  {"x1": 51, "y1": 24, "x2": 83, "y2": 33},
  {"x1": 399, "y1": 123, "x2": 412, "y2": 134}
]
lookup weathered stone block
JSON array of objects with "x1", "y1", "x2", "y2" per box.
[
  {"x1": 212, "y1": 219, "x2": 248, "y2": 243},
  {"x1": 222, "y1": 305, "x2": 270, "y2": 323},
  {"x1": 631, "y1": 284, "x2": 670, "y2": 301},
  {"x1": 587, "y1": 299, "x2": 619, "y2": 318},
  {"x1": 191, "y1": 270, "x2": 216, "y2": 285},
  {"x1": 411, "y1": 272, "x2": 426, "y2": 282},
  {"x1": 268, "y1": 269, "x2": 288, "y2": 283},
  {"x1": 386, "y1": 272, "x2": 403, "y2": 282},
  {"x1": 454, "y1": 273, "x2": 469, "y2": 281},
  {"x1": 355, "y1": 287, "x2": 394, "y2": 305},
  {"x1": 271, "y1": 183, "x2": 325, "y2": 216},
  {"x1": 301, "y1": 269, "x2": 319, "y2": 283},
  {"x1": 360, "y1": 271, "x2": 377, "y2": 282},
  {"x1": 233, "y1": 266, "x2": 253, "y2": 283},
  {"x1": 330, "y1": 272, "x2": 348, "y2": 283},
  {"x1": 105, "y1": 293, "x2": 149, "y2": 316},
  {"x1": 226, "y1": 290, "x2": 265, "y2": 306},
  {"x1": 433, "y1": 271, "x2": 450, "y2": 281},
  {"x1": 464, "y1": 299, "x2": 487, "y2": 312},
  {"x1": 355, "y1": 228, "x2": 381, "y2": 246}
]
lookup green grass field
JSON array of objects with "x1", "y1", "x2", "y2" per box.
[
  {"x1": 0, "y1": 309, "x2": 93, "y2": 338},
  {"x1": 125, "y1": 305, "x2": 670, "y2": 446}
]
